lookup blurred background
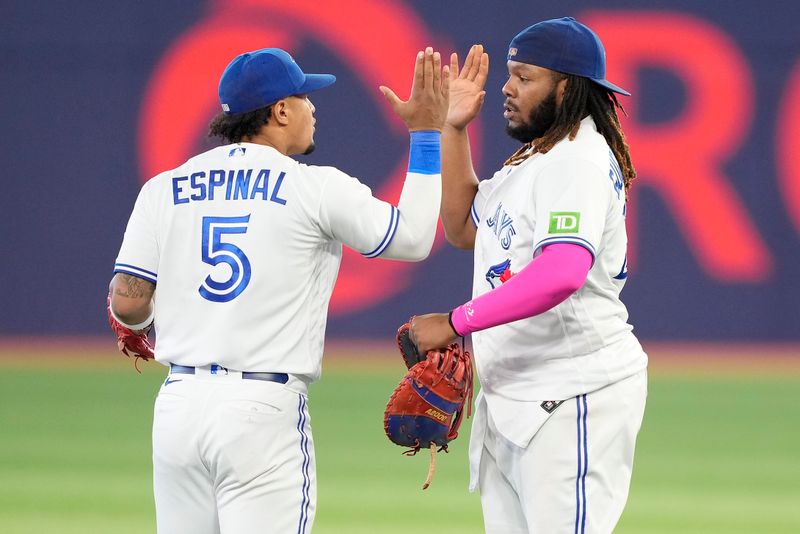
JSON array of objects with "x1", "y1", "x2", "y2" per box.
[{"x1": 1, "y1": 0, "x2": 798, "y2": 532}]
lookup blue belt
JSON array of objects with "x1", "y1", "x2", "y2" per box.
[{"x1": 169, "y1": 364, "x2": 289, "y2": 384}]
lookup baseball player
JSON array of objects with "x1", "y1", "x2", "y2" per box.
[
  {"x1": 410, "y1": 18, "x2": 648, "y2": 533},
  {"x1": 107, "y1": 46, "x2": 449, "y2": 533}
]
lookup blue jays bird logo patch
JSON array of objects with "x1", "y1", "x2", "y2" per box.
[{"x1": 485, "y1": 259, "x2": 515, "y2": 289}]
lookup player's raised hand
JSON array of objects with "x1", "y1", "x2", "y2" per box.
[
  {"x1": 446, "y1": 44, "x2": 490, "y2": 130},
  {"x1": 380, "y1": 47, "x2": 450, "y2": 132}
]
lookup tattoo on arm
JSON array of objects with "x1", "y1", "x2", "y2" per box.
[{"x1": 113, "y1": 274, "x2": 156, "y2": 300}]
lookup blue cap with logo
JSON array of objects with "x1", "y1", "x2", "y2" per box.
[
  {"x1": 218, "y1": 48, "x2": 337, "y2": 114},
  {"x1": 508, "y1": 17, "x2": 630, "y2": 96}
]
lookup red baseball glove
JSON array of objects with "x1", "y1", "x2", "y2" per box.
[
  {"x1": 107, "y1": 294, "x2": 154, "y2": 371},
  {"x1": 384, "y1": 322, "x2": 473, "y2": 489}
]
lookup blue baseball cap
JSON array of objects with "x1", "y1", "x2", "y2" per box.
[
  {"x1": 508, "y1": 17, "x2": 630, "y2": 96},
  {"x1": 218, "y1": 48, "x2": 336, "y2": 114}
]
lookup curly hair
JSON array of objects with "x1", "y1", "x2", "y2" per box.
[
  {"x1": 505, "y1": 74, "x2": 636, "y2": 195},
  {"x1": 208, "y1": 106, "x2": 273, "y2": 144}
]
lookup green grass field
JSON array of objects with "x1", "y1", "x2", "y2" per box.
[{"x1": 1, "y1": 344, "x2": 798, "y2": 533}]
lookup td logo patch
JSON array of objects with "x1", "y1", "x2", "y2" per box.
[{"x1": 548, "y1": 212, "x2": 580, "y2": 234}]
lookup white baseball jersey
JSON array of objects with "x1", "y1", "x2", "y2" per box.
[
  {"x1": 469, "y1": 116, "x2": 648, "y2": 448},
  {"x1": 114, "y1": 142, "x2": 440, "y2": 379}
]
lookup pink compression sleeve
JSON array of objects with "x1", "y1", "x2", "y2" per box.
[{"x1": 450, "y1": 243, "x2": 593, "y2": 336}]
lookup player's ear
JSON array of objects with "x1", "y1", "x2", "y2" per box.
[
  {"x1": 555, "y1": 75, "x2": 568, "y2": 106},
  {"x1": 272, "y1": 99, "x2": 290, "y2": 126}
]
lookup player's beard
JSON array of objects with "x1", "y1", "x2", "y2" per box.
[
  {"x1": 505, "y1": 88, "x2": 558, "y2": 144},
  {"x1": 302, "y1": 142, "x2": 316, "y2": 155}
]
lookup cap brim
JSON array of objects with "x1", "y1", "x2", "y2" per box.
[
  {"x1": 298, "y1": 73, "x2": 336, "y2": 95},
  {"x1": 591, "y1": 78, "x2": 631, "y2": 97}
]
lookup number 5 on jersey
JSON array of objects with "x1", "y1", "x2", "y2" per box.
[{"x1": 199, "y1": 215, "x2": 252, "y2": 303}]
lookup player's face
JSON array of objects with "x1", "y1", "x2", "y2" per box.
[
  {"x1": 287, "y1": 95, "x2": 317, "y2": 156},
  {"x1": 502, "y1": 61, "x2": 566, "y2": 143}
]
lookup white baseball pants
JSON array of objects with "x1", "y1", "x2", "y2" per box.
[
  {"x1": 474, "y1": 369, "x2": 647, "y2": 533},
  {"x1": 151, "y1": 370, "x2": 315, "y2": 534}
]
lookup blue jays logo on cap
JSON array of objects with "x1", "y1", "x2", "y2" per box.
[
  {"x1": 218, "y1": 48, "x2": 337, "y2": 115},
  {"x1": 508, "y1": 17, "x2": 630, "y2": 96}
]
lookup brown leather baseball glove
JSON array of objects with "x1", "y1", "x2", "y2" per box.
[{"x1": 384, "y1": 322, "x2": 473, "y2": 488}]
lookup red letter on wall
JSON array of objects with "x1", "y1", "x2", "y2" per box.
[
  {"x1": 778, "y1": 62, "x2": 800, "y2": 234},
  {"x1": 583, "y1": 11, "x2": 772, "y2": 281}
]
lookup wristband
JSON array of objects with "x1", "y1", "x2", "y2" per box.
[
  {"x1": 449, "y1": 304, "x2": 472, "y2": 337},
  {"x1": 110, "y1": 306, "x2": 154, "y2": 331},
  {"x1": 447, "y1": 310, "x2": 458, "y2": 336},
  {"x1": 408, "y1": 130, "x2": 441, "y2": 174}
]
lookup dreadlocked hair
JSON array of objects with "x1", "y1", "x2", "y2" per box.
[{"x1": 504, "y1": 73, "x2": 636, "y2": 195}]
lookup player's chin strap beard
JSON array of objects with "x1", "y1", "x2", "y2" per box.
[{"x1": 504, "y1": 142, "x2": 534, "y2": 166}]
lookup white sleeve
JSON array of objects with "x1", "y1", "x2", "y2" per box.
[
  {"x1": 470, "y1": 168, "x2": 507, "y2": 227},
  {"x1": 530, "y1": 158, "x2": 611, "y2": 265},
  {"x1": 318, "y1": 168, "x2": 440, "y2": 261},
  {"x1": 114, "y1": 180, "x2": 159, "y2": 284},
  {"x1": 380, "y1": 170, "x2": 441, "y2": 261}
]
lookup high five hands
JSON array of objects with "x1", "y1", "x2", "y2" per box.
[
  {"x1": 446, "y1": 44, "x2": 490, "y2": 130},
  {"x1": 380, "y1": 47, "x2": 450, "y2": 132},
  {"x1": 380, "y1": 45, "x2": 490, "y2": 133}
]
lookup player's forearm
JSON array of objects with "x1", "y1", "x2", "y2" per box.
[
  {"x1": 450, "y1": 244, "x2": 592, "y2": 335},
  {"x1": 109, "y1": 273, "x2": 156, "y2": 329},
  {"x1": 382, "y1": 131, "x2": 442, "y2": 261},
  {"x1": 441, "y1": 124, "x2": 478, "y2": 249}
]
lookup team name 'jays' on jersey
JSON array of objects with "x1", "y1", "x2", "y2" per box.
[
  {"x1": 469, "y1": 117, "x2": 648, "y2": 446},
  {"x1": 114, "y1": 143, "x2": 439, "y2": 379}
]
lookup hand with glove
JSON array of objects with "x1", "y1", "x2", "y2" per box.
[
  {"x1": 107, "y1": 273, "x2": 156, "y2": 371},
  {"x1": 403, "y1": 312, "x2": 459, "y2": 354},
  {"x1": 385, "y1": 320, "x2": 473, "y2": 489},
  {"x1": 107, "y1": 293, "x2": 154, "y2": 367}
]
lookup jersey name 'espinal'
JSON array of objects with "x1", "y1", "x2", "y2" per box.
[{"x1": 114, "y1": 141, "x2": 440, "y2": 378}]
